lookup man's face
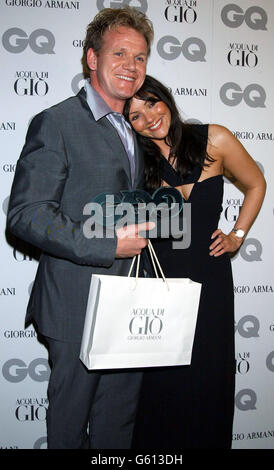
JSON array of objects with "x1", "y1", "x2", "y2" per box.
[{"x1": 88, "y1": 26, "x2": 148, "y2": 112}]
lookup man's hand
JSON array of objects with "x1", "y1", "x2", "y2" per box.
[{"x1": 115, "y1": 221, "x2": 155, "y2": 258}]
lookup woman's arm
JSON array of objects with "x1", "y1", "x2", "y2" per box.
[{"x1": 208, "y1": 124, "x2": 266, "y2": 257}]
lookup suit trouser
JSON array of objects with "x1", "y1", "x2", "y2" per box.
[{"x1": 45, "y1": 337, "x2": 143, "y2": 449}]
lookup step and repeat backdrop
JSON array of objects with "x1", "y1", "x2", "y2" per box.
[{"x1": 1, "y1": 0, "x2": 273, "y2": 450}]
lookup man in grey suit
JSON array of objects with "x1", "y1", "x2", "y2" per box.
[{"x1": 7, "y1": 7, "x2": 154, "y2": 449}]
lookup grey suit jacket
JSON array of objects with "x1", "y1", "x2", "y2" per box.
[{"x1": 7, "y1": 88, "x2": 144, "y2": 342}]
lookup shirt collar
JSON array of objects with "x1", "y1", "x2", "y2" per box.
[
  {"x1": 84, "y1": 79, "x2": 132, "y2": 131},
  {"x1": 84, "y1": 79, "x2": 113, "y2": 121}
]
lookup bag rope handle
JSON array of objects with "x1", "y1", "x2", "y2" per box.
[{"x1": 128, "y1": 240, "x2": 169, "y2": 290}]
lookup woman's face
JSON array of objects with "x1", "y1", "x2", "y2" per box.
[{"x1": 127, "y1": 94, "x2": 171, "y2": 142}]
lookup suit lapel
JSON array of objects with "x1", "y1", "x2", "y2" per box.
[
  {"x1": 98, "y1": 117, "x2": 132, "y2": 186},
  {"x1": 132, "y1": 131, "x2": 144, "y2": 189},
  {"x1": 77, "y1": 88, "x2": 136, "y2": 188}
]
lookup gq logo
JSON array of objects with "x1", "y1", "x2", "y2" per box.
[
  {"x1": 2, "y1": 28, "x2": 55, "y2": 54},
  {"x1": 33, "y1": 437, "x2": 47, "y2": 449},
  {"x1": 220, "y1": 83, "x2": 266, "y2": 108},
  {"x1": 235, "y1": 389, "x2": 257, "y2": 411},
  {"x1": 266, "y1": 351, "x2": 274, "y2": 372},
  {"x1": 235, "y1": 315, "x2": 260, "y2": 338},
  {"x1": 2, "y1": 195, "x2": 10, "y2": 215},
  {"x1": 233, "y1": 238, "x2": 263, "y2": 262},
  {"x1": 97, "y1": 0, "x2": 148, "y2": 13},
  {"x1": 2, "y1": 358, "x2": 50, "y2": 383},
  {"x1": 221, "y1": 4, "x2": 267, "y2": 30},
  {"x1": 157, "y1": 36, "x2": 206, "y2": 62},
  {"x1": 71, "y1": 72, "x2": 85, "y2": 95}
]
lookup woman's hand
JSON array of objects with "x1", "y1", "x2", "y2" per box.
[{"x1": 209, "y1": 228, "x2": 243, "y2": 257}]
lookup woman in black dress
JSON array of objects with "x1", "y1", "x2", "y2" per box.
[{"x1": 124, "y1": 75, "x2": 266, "y2": 449}]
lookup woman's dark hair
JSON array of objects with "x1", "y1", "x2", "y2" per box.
[{"x1": 124, "y1": 75, "x2": 214, "y2": 191}]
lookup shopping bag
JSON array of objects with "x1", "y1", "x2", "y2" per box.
[{"x1": 80, "y1": 241, "x2": 202, "y2": 370}]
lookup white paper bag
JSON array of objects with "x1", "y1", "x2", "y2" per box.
[{"x1": 80, "y1": 242, "x2": 201, "y2": 370}]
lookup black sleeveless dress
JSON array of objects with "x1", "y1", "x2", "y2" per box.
[{"x1": 132, "y1": 125, "x2": 235, "y2": 449}]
